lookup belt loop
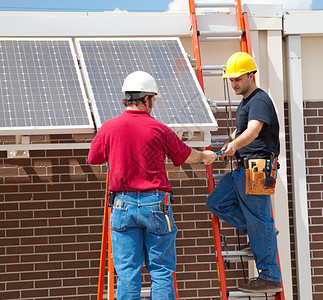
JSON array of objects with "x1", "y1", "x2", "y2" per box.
[
  {"x1": 122, "y1": 191, "x2": 125, "y2": 196},
  {"x1": 156, "y1": 189, "x2": 159, "y2": 196}
]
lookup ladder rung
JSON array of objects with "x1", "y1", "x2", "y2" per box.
[
  {"x1": 199, "y1": 37, "x2": 241, "y2": 42},
  {"x1": 198, "y1": 30, "x2": 243, "y2": 37},
  {"x1": 211, "y1": 136, "x2": 229, "y2": 142},
  {"x1": 228, "y1": 290, "x2": 277, "y2": 298},
  {"x1": 211, "y1": 142, "x2": 224, "y2": 147},
  {"x1": 210, "y1": 100, "x2": 241, "y2": 106},
  {"x1": 195, "y1": 3, "x2": 236, "y2": 8},
  {"x1": 106, "y1": 287, "x2": 151, "y2": 299},
  {"x1": 213, "y1": 174, "x2": 225, "y2": 179},
  {"x1": 224, "y1": 256, "x2": 255, "y2": 262},
  {"x1": 215, "y1": 107, "x2": 238, "y2": 113},
  {"x1": 140, "y1": 287, "x2": 151, "y2": 298},
  {"x1": 222, "y1": 250, "x2": 253, "y2": 257},
  {"x1": 188, "y1": 57, "x2": 197, "y2": 67},
  {"x1": 221, "y1": 250, "x2": 254, "y2": 262},
  {"x1": 201, "y1": 65, "x2": 225, "y2": 70},
  {"x1": 202, "y1": 70, "x2": 223, "y2": 76}
]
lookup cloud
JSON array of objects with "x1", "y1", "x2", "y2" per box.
[
  {"x1": 167, "y1": 0, "x2": 312, "y2": 11},
  {"x1": 112, "y1": 8, "x2": 128, "y2": 13}
]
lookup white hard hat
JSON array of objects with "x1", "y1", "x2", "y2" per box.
[{"x1": 122, "y1": 71, "x2": 159, "y2": 97}]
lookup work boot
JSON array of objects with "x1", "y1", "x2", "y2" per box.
[{"x1": 238, "y1": 277, "x2": 282, "y2": 293}]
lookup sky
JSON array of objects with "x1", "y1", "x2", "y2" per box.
[{"x1": 0, "y1": 0, "x2": 321, "y2": 12}]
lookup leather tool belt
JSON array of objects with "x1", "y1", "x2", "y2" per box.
[{"x1": 244, "y1": 157, "x2": 279, "y2": 195}]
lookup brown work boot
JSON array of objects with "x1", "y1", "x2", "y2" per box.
[{"x1": 238, "y1": 277, "x2": 282, "y2": 293}]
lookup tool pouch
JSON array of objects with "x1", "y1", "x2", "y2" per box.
[{"x1": 245, "y1": 158, "x2": 279, "y2": 195}]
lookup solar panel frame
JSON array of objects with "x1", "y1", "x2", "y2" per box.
[
  {"x1": 75, "y1": 38, "x2": 217, "y2": 133},
  {"x1": 0, "y1": 38, "x2": 94, "y2": 135}
]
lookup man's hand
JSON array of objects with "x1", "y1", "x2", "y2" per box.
[
  {"x1": 201, "y1": 150, "x2": 217, "y2": 165},
  {"x1": 221, "y1": 141, "x2": 237, "y2": 158}
]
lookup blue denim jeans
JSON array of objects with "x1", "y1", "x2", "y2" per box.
[
  {"x1": 206, "y1": 167, "x2": 281, "y2": 282},
  {"x1": 110, "y1": 191, "x2": 177, "y2": 300}
]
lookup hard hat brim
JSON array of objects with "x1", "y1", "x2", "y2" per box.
[{"x1": 222, "y1": 72, "x2": 244, "y2": 79}]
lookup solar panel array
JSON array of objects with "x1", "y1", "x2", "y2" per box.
[
  {"x1": 0, "y1": 37, "x2": 217, "y2": 139},
  {"x1": 76, "y1": 38, "x2": 217, "y2": 129},
  {"x1": 0, "y1": 39, "x2": 93, "y2": 134}
]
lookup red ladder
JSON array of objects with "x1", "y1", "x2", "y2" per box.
[
  {"x1": 188, "y1": 1, "x2": 285, "y2": 299},
  {"x1": 96, "y1": 173, "x2": 180, "y2": 300}
]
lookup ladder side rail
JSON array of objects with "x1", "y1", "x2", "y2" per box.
[
  {"x1": 242, "y1": 12, "x2": 253, "y2": 56},
  {"x1": 97, "y1": 173, "x2": 112, "y2": 300},
  {"x1": 235, "y1": 0, "x2": 247, "y2": 52},
  {"x1": 172, "y1": 272, "x2": 180, "y2": 299},
  {"x1": 188, "y1": 0, "x2": 205, "y2": 90},
  {"x1": 189, "y1": 1, "x2": 228, "y2": 299},
  {"x1": 212, "y1": 214, "x2": 228, "y2": 300},
  {"x1": 107, "y1": 195, "x2": 114, "y2": 300}
]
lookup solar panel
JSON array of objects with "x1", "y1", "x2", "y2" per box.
[
  {"x1": 76, "y1": 38, "x2": 217, "y2": 133},
  {"x1": 0, "y1": 38, "x2": 94, "y2": 135}
]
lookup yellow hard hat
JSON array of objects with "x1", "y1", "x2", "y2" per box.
[{"x1": 222, "y1": 52, "x2": 257, "y2": 79}]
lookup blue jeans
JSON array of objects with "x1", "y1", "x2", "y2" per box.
[
  {"x1": 206, "y1": 167, "x2": 281, "y2": 282},
  {"x1": 110, "y1": 191, "x2": 177, "y2": 300}
]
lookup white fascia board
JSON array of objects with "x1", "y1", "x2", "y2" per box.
[
  {"x1": 243, "y1": 4, "x2": 283, "y2": 31},
  {"x1": 243, "y1": 4, "x2": 283, "y2": 18},
  {"x1": 0, "y1": 11, "x2": 191, "y2": 37},
  {"x1": 284, "y1": 12, "x2": 323, "y2": 36},
  {"x1": 248, "y1": 17, "x2": 283, "y2": 31}
]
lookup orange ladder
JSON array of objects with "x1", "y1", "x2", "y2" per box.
[
  {"x1": 97, "y1": 173, "x2": 180, "y2": 300},
  {"x1": 188, "y1": 1, "x2": 285, "y2": 299}
]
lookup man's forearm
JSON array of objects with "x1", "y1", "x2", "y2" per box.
[{"x1": 184, "y1": 149, "x2": 216, "y2": 165}]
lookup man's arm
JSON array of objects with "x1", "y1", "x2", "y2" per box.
[
  {"x1": 184, "y1": 149, "x2": 217, "y2": 165},
  {"x1": 221, "y1": 120, "x2": 264, "y2": 157}
]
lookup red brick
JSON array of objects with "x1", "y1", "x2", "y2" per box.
[
  {"x1": 20, "y1": 219, "x2": 47, "y2": 228},
  {"x1": 47, "y1": 183, "x2": 74, "y2": 192},
  {"x1": 19, "y1": 184, "x2": 47, "y2": 192},
  {"x1": 6, "y1": 263, "x2": 34, "y2": 272},
  {"x1": 5, "y1": 210, "x2": 33, "y2": 220},
  {"x1": 7, "y1": 228, "x2": 33, "y2": 237},
  {"x1": 35, "y1": 279, "x2": 61, "y2": 288},
  {"x1": 19, "y1": 201, "x2": 47, "y2": 210},
  {"x1": 47, "y1": 150, "x2": 73, "y2": 157},
  {"x1": 0, "y1": 185, "x2": 19, "y2": 193},
  {"x1": 33, "y1": 192, "x2": 60, "y2": 201},
  {"x1": 0, "y1": 291, "x2": 20, "y2": 299},
  {"x1": 5, "y1": 193, "x2": 33, "y2": 202},
  {"x1": 21, "y1": 289, "x2": 49, "y2": 298},
  {"x1": 0, "y1": 202, "x2": 18, "y2": 211}
]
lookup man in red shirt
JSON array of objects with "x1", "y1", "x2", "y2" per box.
[{"x1": 88, "y1": 71, "x2": 216, "y2": 300}]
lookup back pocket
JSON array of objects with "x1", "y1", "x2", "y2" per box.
[
  {"x1": 111, "y1": 207, "x2": 127, "y2": 232},
  {"x1": 152, "y1": 211, "x2": 173, "y2": 235}
]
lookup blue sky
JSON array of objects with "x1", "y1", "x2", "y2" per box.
[{"x1": 0, "y1": 0, "x2": 321, "y2": 12}]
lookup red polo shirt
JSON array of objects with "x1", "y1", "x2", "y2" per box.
[{"x1": 88, "y1": 110, "x2": 191, "y2": 191}]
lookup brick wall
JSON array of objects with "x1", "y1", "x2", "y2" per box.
[
  {"x1": 1, "y1": 134, "x2": 106, "y2": 300},
  {"x1": 304, "y1": 101, "x2": 323, "y2": 300},
  {"x1": 285, "y1": 100, "x2": 323, "y2": 300},
  {"x1": 1, "y1": 111, "x2": 251, "y2": 300},
  {"x1": 3, "y1": 99, "x2": 323, "y2": 299}
]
